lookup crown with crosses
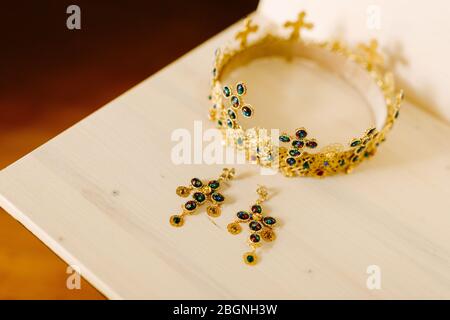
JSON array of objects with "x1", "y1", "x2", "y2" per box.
[{"x1": 208, "y1": 11, "x2": 404, "y2": 178}]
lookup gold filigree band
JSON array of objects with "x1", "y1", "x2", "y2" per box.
[{"x1": 208, "y1": 11, "x2": 404, "y2": 178}]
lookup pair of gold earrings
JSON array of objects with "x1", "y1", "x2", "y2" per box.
[{"x1": 169, "y1": 168, "x2": 278, "y2": 266}]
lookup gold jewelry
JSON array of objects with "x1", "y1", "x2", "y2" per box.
[
  {"x1": 169, "y1": 168, "x2": 235, "y2": 227},
  {"x1": 208, "y1": 11, "x2": 404, "y2": 178},
  {"x1": 227, "y1": 185, "x2": 277, "y2": 266}
]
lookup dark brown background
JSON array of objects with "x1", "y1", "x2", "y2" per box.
[{"x1": 0, "y1": 0, "x2": 257, "y2": 299}]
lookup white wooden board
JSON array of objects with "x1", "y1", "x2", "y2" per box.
[{"x1": 1, "y1": 16, "x2": 450, "y2": 299}]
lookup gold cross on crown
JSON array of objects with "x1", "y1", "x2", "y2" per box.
[
  {"x1": 284, "y1": 11, "x2": 314, "y2": 40},
  {"x1": 235, "y1": 18, "x2": 258, "y2": 48},
  {"x1": 358, "y1": 39, "x2": 384, "y2": 70}
]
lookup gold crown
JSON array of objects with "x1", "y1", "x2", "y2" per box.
[{"x1": 208, "y1": 11, "x2": 404, "y2": 178}]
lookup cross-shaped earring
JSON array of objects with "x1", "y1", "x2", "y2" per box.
[
  {"x1": 169, "y1": 168, "x2": 235, "y2": 227},
  {"x1": 227, "y1": 185, "x2": 278, "y2": 265}
]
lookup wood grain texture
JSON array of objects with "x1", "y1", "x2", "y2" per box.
[{"x1": 1, "y1": 18, "x2": 450, "y2": 299}]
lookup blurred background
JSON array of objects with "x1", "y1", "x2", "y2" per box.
[{"x1": 0, "y1": 0, "x2": 257, "y2": 299}]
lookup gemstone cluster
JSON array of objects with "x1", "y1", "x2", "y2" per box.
[
  {"x1": 170, "y1": 168, "x2": 235, "y2": 227},
  {"x1": 227, "y1": 199, "x2": 278, "y2": 266}
]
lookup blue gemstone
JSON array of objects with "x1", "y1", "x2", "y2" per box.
[
  {"x1": 286, "y1": 157, "x2": 296, "y2": 166},
  {"x1": 226, "y1": 119, "x2": 234, "y2": 128},
  {"x1": 279, "y1": 135, "x2": 291, "y2": 143},
  {"x1": 289, "y1": 149, "x2": 301, "y2": 157},
  {"x1": 292, "y1": 140, "x2": 304, "y2": 148},
  {"x1": 237, "y1": 211, "x2": 250, "y2": 220},
  {"x1": 212, "y1": 192, "x2": 224, "y2": 202}
]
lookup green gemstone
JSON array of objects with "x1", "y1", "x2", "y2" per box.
[
  {"x1": 350, "y1": 140, "x2": 361, "y2": 147},
  {"x1": 246, "y1": 255, "x2": 254, "y2": 263},
  {"x1": 296, "y1": 129, "x2": 307, "y2": 139},
  {"x1": 173, "y1": 216, "x2": 181, "y2": 224},
  {"x1": 193, "y1": 192, "x2": 206, "y2": 203},
  {"x1": 263, "y1": 217, "x2": 276, "y2": 225},
  {"x1": 223, "y1": 86, "x2": 231, "y2": 98},
  {"x1": 279, "y1": 135, "x2": 291, "y2": 143},
  {"x1": 303, "y1": 162, "x2": 310, "y2": 169},
  {"x1": 227, "y1": 108, "x2": 236, "y2": 119},
  {"x1": 236, "y1": 83, "x2": 246, "y2": 95},
  {"x1": 208, "y1": 180, "x2": 220, "y2": 190}
]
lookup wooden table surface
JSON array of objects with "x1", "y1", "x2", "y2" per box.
[
  {"x1": 0, "y1": 1, "x2": 256, "y2": 299},
  {"x1": 1, "y1": 9, "x2": 450, "y2": 299}
]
